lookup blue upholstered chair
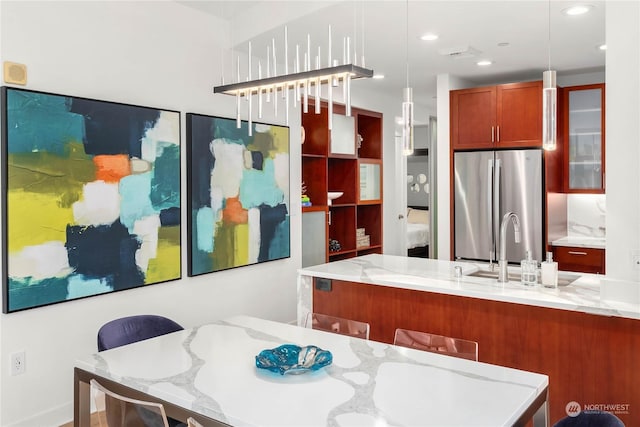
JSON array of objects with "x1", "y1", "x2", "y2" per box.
[
  {"x1": 97, "y1": 315, "x2": 186, "y2": 427},
  {"x1": 553, "y1": 411, "x2": 625, "y2": 427},
  {"x1": 97, "y1": 314, "x2": 184, "y2": 352}
]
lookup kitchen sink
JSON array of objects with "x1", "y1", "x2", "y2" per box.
[{"x1": 466, "y1": 269, "x2": 580, "y2": 287}]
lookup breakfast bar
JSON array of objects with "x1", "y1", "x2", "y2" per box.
[
  {"x1": 74, "y1": 315, "x2": 548, "y2": 426},
  {"x1": 297, "y1": 254, "x2": 640, "y2": 425}
]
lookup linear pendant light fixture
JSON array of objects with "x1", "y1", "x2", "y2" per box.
[
  {"x1": 401, "y1": 0, "x2": 414, "y2": 156},
  {"x1": 214, "y1": 26, "x2": 374, "y2": 136},
  {"x1": 542, "y1": 0, "x2": 557, "y2": 151}
]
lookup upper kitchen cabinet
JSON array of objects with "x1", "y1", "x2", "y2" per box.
[
  {"x1": 563, "y1": 83, "x2": 605, "y2": 193},
  {"x1": 450, "y1": 81, "x2": 542, "y2": 150}
]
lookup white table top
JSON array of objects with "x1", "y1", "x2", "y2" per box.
[
  {"x1": 76, "y1": 315, "x2": 548, "y2": 427},
  {"x1": 298, "y1": 254, "x2": 640, "y2": 320}
]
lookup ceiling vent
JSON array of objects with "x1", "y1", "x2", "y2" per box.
[{"x1": 438, "y1": 46, "x2": 481, "y2": 59}]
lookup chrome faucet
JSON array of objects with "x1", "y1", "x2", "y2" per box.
[{"x1": 498, "y1": 212, "x2": 521, "y2": 283}]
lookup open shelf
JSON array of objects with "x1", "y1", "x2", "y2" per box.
[
  {"x1": 357, "y1": 204, "x2": 383, "y2": 248},
  {"x1": 329, "y1": 206, "x2": 356, "y2": 253},
  {"x1": 302, "y1": 100, "x2": 383, "y2": 264},
  {"x1": 357, "y1": 111, "x2": 383, "y2": 159}
]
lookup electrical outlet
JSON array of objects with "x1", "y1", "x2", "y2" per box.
[
  {"x1": 10, "y1": 351, "x2": 25, "y2": 376},
  {"x1": 631, "y1": 251, "x2": 640, "y2": 271}
]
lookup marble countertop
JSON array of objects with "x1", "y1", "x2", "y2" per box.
[
  {"x1": 76, "y1": 315, "x2": 548, "y2": 426},
  {"x1": 551, "y1": 236, "x2": 606, "y2": 249},
  {"x1": 298, "y1": 254, "x2": 640, "y2": 321}
]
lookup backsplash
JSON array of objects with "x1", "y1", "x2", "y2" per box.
[{"x1": 567, "y1": 194, "x2": 606, "y2": 237}]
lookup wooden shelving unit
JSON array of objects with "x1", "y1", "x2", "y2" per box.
[{"x1": 301, "y1": 100, "x2": 383, "y2": 265}]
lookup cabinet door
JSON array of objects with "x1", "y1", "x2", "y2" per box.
[
  {"x1": 302, "y1": 211, "x2": 328, "y2": 266},
  {"x1": 496, "y1": 81, "x2": 542, "y2": 148},
  {"x1": 564, "y1": 84, "x2": 605, "y2": 193},
  {"x1": 358, "y1": 160, "x2": 382, "y2": 204},
  {"x1": 553, "y1": 246, "x2": 605, "y2": 274},
  {"x1": 450, "y1": 87, "x2": 496, "y2": 149}
]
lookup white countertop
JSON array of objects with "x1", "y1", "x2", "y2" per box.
[
  {"x1": 551, "y1": 236, "x2": 606, "y2": 249},
  {"x1": 76, "y1": 315, "x2": 548, "y2": 426},
  {"x1": 298, "y1": 254, "x2": 640, "y2": 321}
]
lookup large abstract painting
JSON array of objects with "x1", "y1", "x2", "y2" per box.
[
  {"x1": 1, "y1": 87, "x2": 181, "y2": 313},
  {"x1": 187, "y1": 114, "x2": 290, "y2": 276}
]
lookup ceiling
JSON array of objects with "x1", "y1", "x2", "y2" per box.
[{"x1": 177, "y1": 1, "x2": 606, "y2": 109}]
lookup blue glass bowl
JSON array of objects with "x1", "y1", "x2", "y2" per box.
[{"x1": 255, "y1": 344, "x2": 333, "y2": 375}]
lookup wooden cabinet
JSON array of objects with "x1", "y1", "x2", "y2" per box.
[
  {"x1": 312, "y1": 278, "x2": 639, "y2": 426},
  {"x1": 563, "y1": 83, "x2": 605, "y2": 193},
  {"x1": 301, "y1": 102, "x2": 383, "y2": 264},
  {"x1": 450, "y1": 80, "x2": 542, "y2": 150},
  {"x1": 552, "y1": 245, "x2": 605, "y2": 274}
]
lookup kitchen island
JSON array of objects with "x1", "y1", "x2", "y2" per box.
[{"x1": 298, "y1": 254, "x2": 640, "y2": 425}]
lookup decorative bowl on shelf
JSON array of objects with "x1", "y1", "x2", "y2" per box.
[
  {"x1": 327, "y1": 191, "x2": 344, "y2": 206},
  {"x1": 255, "y1": 344, "x2": 333, "y2": 375}
]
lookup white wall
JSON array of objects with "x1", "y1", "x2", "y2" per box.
[
  {"x1": 0, "y1": 2, "x2": 303, "y2": 425},
  {"x1": 605, "y1": 0, "x2": 640, "y2": 282}
]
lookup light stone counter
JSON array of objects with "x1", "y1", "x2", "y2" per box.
[
  {"x1": 550, "y1": 236, "x2": 606, "y2": 249},
  {"x1": 297, "y1": 254, "x2": 640, "y2": 324}
]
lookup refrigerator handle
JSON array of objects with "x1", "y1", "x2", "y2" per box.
[
  {"x1": 494, "y1": 158, "x2": 502, "y2": 260},
  {"x1": 487, "y1": 158, "x2": 495, "y2": 265}
]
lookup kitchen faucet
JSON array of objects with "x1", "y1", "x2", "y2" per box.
[{"x1": 498, "y1": 212, "x2": 521, "y2": 283}]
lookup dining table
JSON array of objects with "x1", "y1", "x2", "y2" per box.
[{"x1": 74, "y1": 315, "x2": 549, "y2": 426}]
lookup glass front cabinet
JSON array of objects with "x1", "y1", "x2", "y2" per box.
[{"x1": 563, "y1": 83, "x2": 605, "y2": 193}]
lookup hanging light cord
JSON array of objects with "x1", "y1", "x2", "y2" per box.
[
  {"x1": 405, "y1": 0, "x2": 410, "y2": 87},
  {"x1": 547, "y1": 0, "x2": 552, "y2": 71}
]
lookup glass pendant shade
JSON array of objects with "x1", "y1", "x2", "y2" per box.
[
  {"x1": 542, "y1": 70, "x2": 557, "y2": 151},
  {"x1": 402, "y1": 87, "x2": 414, "y2": 156}
]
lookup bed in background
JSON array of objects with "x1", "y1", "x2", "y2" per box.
[{"x1": 407, "y1": 206, "x2": 429, "y2": 258}]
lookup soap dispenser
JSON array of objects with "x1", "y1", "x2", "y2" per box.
[
  {"x1": 521, "y1": 251, "x2": 538, "y2": 286},
  {"x1": 541, "y1": 251, "x2": 558, "y2": 288}
]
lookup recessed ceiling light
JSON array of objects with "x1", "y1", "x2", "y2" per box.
[
  {"x1": 373, "y1": 74, "x2": 385, "y2": 79},
  {"x1": 562, "y1": 4, "x2": 593, "y2": 16},
  {"x1": 477, "y1": 60, "x2": 492, "y2": 66},
  {"x1": 598, "y1": 44, "x2": 607, "y2": 51},
  {"x1": 420, "y1": 33, "x2": 439, "y2": 41}
]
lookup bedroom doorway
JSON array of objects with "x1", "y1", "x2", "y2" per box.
[{"x1": 406, "y1": 117, "x2": 436, "y2": 258}]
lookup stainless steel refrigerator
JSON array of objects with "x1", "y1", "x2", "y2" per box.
[{"x1": 454, "y1": 149, "x2": 543, "y2": 264}]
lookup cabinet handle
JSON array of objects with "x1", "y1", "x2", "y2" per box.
[
  {"x1": 398, "y1": 214, "x2": 405, "y2": 220},
  {"x1": 491, "y1": 126, "x2": 495, "y2": 143},
  {"x1": 568, "y1": 251, "x2": 588, "y2": 256},
  {"x1": 328, "y1": 211, "x2": 332, "y2": 226},
  {"x1": 497, "y1": 125, "x2": 500, "y2": 142}
]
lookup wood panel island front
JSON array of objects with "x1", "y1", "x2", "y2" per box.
[{"x1": 298, "y1": 254, "x2": 640, "y2": 426}]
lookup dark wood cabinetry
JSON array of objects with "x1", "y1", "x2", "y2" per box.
[
  {"x1": 301, "y1": 102, "x2": 383, "y2": 264},
  {"x1": 312, "y1": 278, "x2": 638, "y2": 426},
  {"x1": 552, "y1": 245, "x2": 605, "y2": 274},
  {"x1": 450, "y1": 80, "x2": 542, "y2": 149}
]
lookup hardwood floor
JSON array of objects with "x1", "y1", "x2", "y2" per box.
[{"x1": 59, "y1": 411, "x2": 105, "y2": 427}]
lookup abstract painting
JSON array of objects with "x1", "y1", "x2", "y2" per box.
[
  {"x1": 187, "y1": 114, "x2": 290, "y2": 276},
  {"x1": 1, "y1": 87, "x2": 181, "y2": 313}
]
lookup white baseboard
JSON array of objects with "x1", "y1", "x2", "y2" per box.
[{"x1": 4, "y1": 402, "x2": 72, "y2": 427}]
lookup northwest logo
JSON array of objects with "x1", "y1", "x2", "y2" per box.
[{"x1": 566, "y1": 401, "x2": 582, "y2": 417}]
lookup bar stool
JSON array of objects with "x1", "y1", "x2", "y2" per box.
[
  {"x1": 306, "y1": 312, "x2": 370, "y2": 339},
  {"x1": 393, "y1": 328, "x2": 478, "y2": 361}
]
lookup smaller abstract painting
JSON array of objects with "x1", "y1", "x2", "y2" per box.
[
  {"x1": 2, "y1": 87, "x2": 181, "y2": 313},
  {"x1": 187, "y1": 114, "x2": 290, "y2": 276}
]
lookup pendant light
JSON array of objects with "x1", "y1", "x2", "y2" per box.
[
  {"x1": 214, "y1": 26, "x2": 374, "y2": 136},
  {"x1": 401, "y1": 0, "x2": 414, "y2": 156},
  {"x1": 542, "y1": 0, "x2": 557, "y2": 151}
]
